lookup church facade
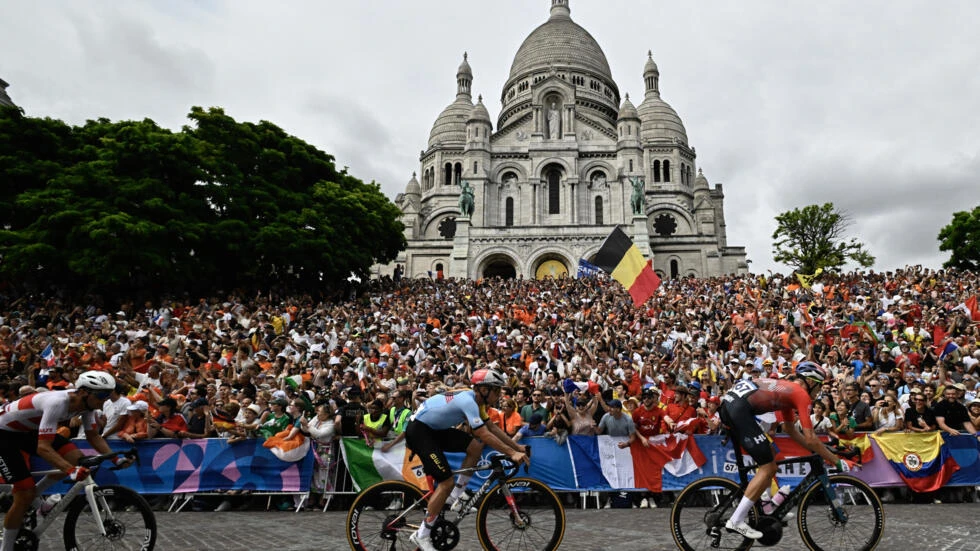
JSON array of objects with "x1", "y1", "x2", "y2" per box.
[{"x1": 390, "y1": 0, "x2": 747, "y2": 280}]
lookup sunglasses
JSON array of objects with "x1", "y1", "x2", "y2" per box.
[{"x1": 90, "y1": 390, "x2": 112, "y2": 400}]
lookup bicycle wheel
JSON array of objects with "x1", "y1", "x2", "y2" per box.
[
  {"x1": 346, "y1": 480, "x2": 427, "y2": 551},
  {"x1": 62, "y1": 484, "x2": 157, "y2": 551},
  {"x1": 797, "y1": 474, "x2": 884, "y2": 551},
  {"x1": 475, "y1": 477, "x2": 564, "y2": 551},
  {"x1": 670, "y1": 477, "x2": 757, "y2": 551}
]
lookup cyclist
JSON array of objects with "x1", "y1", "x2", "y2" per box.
[
  {"x1": 0, "y1": 370, "x2": 131, "y2": 551},
  {"x1": 405, "y1": 368, "x2": 529, "y2": 551},
  {"x1": 718, "y1": 361, "x2": 845, "y2": 539}
]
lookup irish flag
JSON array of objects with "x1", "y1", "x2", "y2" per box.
[{"x1": 340, "y1": 439, "x2": 428, "y2": 492}]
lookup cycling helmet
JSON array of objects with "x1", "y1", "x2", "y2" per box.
[
  {"x1": 796, "y1": 361, "x2": 828, "y2": 384},
  {"x1": 75, "y1": 370, "x2": 116, "y2": 391},
  {"x1": 471, "y1": 369, "x2": 506, "y2": 388}
]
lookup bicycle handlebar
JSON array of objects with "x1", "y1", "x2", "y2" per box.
[{"x1": 78, "y1": 447, "x2": 140, "y2": 470}]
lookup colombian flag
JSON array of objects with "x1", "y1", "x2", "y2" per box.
[
  {"x1": 593, "y1": 227, "x2": 661, "y2": 307},
  {"x1": 873, "y1": 432, "x2": 959, "y2": 492}
]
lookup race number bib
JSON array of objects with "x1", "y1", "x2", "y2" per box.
[{"x1": 730, "y1": 379, "x2": 758, "y2": 398}]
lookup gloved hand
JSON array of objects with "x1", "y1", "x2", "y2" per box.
[
  {"x1": 112, "y1": 455, "x2": 134, "y2": 468},
  {"x1": 66, "y1": 466, "x2": 90, "y2": 482}
]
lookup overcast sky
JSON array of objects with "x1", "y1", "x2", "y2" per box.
[{"x1": 3, "y1": 0, "x2": 978, "y2": 274}]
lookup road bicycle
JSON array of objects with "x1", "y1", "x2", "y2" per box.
[
  {"x1": 346, "y1": 453, "x2": 565, "y2": 550},
  {"x1": 669, "y1": 438, "x2": 884, "y2": 551},
  {"x1": 0, "y1": 448, "x2": 156, "y2": 551}
]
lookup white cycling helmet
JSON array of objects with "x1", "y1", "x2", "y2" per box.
[{"x1": 75, "y1": 370, "x2": 116, "y2": 391}]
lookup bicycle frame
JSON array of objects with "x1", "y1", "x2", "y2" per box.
[
  {"x1": 731, "y1": 443, "x2": 847, "y2": 523},
  {"x1": 384, "y1": 454, "x2": 526, "y2": 531},
  {"x1": 0, "y1": 469, "x2": 108, "y2": 539}
]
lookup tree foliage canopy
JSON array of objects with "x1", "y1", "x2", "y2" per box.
[
  {"x1": 771, "y1": 202, "x2": 874, "y2": 274},
  {"x1": 938, "y1": 205, "x2": 980, "y2": 272},
  {"x1": 0, "y1": 106, "x2": 405, "y2": 298}
]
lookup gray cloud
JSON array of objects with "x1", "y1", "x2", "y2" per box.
[{"x1": 2, "y1": 0, "x2": 977, "y2": 274}]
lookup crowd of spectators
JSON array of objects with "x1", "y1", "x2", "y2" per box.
[{"x1": 0, "y1": 265, "x2": 978, "y2": 508}]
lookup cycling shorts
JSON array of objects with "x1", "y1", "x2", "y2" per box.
[
  {"x1": 0, "y1": 430, "x2": 77, "y2": 489},
  {"x1": 719, "y1": 396, "x2": 774, "y2": 466},
  {"x1": 404, "y1": 419, "x2": 473, "y2": 483}
]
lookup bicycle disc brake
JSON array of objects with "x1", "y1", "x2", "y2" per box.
[
  {"x1": 755, "y1": 516, "x2": 783, "y2": 546},
  {"x1": 429, "y1": 518, "x2": 460, "y2": 551},
  {"x1": 14, "y1": 529, "x2": 39, "y2": 551}
]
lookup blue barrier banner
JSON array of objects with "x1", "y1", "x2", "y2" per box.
[
  {"x1": 343, "y1": 433, "x2": 980, "y2": 492},
  {"x1": 37, "y1": 439, "x2": 314, "y2": 494}
]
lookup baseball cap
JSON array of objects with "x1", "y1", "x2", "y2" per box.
[
  {"x1": 607, "y1": 399, "x2": 623, "y2": 409},
  {"x1": 190, "y1": 398, "x2": 209, "y2": 408},
  {"x1": 529, "y1": 413, "x2": 543, "y2": 425},
  {"x1": 127, "y1": 400, "x2": 149, "y2": 412}
]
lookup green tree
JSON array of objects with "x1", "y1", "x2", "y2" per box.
[
  {"x1": 0, "y1": 107, "x2": 405, "y2": 297},
  {"x1": 938, "y1": 205, "x2": 980, "y2": 271},
  {"x1": 771, "y1": 202, "x2": 874, "y2": 274}
]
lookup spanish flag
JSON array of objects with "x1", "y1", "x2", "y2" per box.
[
  {"x1": 593, "y1": 227, "x2": 661, "y2": 307},
  {"x1": 873, "y1": 432, "x2": 959, "y2": 492}
]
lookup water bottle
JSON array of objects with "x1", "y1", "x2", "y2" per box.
[
  {"x1": 763, "y1": 485, "x2": 790, "y2": 514},
  {"x1": 39, "y1": 494, "x2": 62, "y2": 516}
]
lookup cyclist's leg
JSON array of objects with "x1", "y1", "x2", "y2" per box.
[
  {"x1": 404, "y1": 421, "x2": 472, "y2": 546},
  {"x1": 720, "y1": 400, "x2": 775, "y2": 538},
  {"x1": 449, "y1": 437, "x2": 483, "y2": 504},
  {"x1": 33, "y1": 435, "x2": 78, "y2": 496},
  {"x1": 0, "y1": 435, "x2": 37, "y2": 551}
]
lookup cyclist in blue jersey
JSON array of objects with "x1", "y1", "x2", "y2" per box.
[{"x1": 406, "y1": 369, "x2": 528, "y2": 551}]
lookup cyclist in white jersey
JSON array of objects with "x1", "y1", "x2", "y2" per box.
[
  {"x1": 405, "y1": 369, "x2": 528, "y2": 551},
  {"x1": 0, "y1": 371, "x2": 130, "y2": 551}
]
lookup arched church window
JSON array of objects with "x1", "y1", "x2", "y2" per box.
[
  {"x1": 444, "y1": 163, "x2": 452, "y2": 187},
  {"x1": 454, "y1": 163, "x2": 462, "y2": 185},
  {"x1": 663, "y1": 160, "x2": 671, "y2": 183},
  {"x1": 547, "y1": 169, "x2": 561, "y2": 215},
  {"x1": 505, "y1": 198, "x2": 514, "y2": 227},
  {"x1": 653, "y1": 160, "x2": 661, "y2": 183},
  {"x1": 680, "y1": 163, "x2": 686, "y2": 184},
  {"x1": 670, "y1": 259, "x2": 679, "y2": 279},
  {"x1": 629, "y1": 159, "x2": 634, "y2": 172},
  {"x1": 594, "y1": 197, "x2": 603, "y2": 225},
  {"x1": 473, "y1": 161, "x2": 478, "y2": 174},
  {"x1": 438, "y1": 217, "x2": 457, "y2": 239}
]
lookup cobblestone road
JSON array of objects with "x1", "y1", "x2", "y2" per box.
[{"x1": 32, "y1": 502, "x2": 980, "y2": 550}]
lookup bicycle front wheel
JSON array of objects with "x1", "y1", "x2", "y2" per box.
[
  {"x1": 475, "y1": 477, "x2": 565, "y2": 551},
  {"x1": 346, "y1": 480, "x2": 427, "y2": 551},
  {"x1": 797, "y1": 474, "x2": 884, "y2": 551},
  {"x1": 62, "y1": 484, "x2": 157, "y2": 551},
  {"x1": 670, "y1": 477, "x2": 756, "y2": 551}
]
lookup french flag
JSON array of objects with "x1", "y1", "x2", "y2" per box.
[
  {"x1": 41, "y1": 345, "x2": 56, "y2": 366},
  {"x1": 562, "y1": 378, "x2": 600, "y2": 395}
]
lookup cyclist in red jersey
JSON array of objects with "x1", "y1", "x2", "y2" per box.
[
  {"x1": 0, "y1": 371, "x2": 131, "y2": 551},
  {"x1": 718, "y1": 361, "x2": 844, "y2": 539}
]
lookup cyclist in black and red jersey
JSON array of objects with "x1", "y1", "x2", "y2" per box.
[
  {"x1": 719, "y1": 361, "x2": 845, "y2": 539},
  {"x1": 0, "y1": 371, "x2": 131, "y2": 551}
]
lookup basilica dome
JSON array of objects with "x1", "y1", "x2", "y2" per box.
[{"x1": 507, "y1": 3, "x2": 613, "y2": 86}]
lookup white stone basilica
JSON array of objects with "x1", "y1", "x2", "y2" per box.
[{"x1": 390, "y1": 0, "x2": 747, "y2": 280}]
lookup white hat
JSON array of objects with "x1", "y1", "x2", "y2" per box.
[{"x1": 127, "y1": 400, "x2": 149, "y2": 412}]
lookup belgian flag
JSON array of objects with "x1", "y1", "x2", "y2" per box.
[{"x1": 593, "y1": 227, "x2": 661, "y2": 307}]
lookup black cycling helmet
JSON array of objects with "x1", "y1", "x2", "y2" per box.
[{"x1": 796, "y1": 361, "x2": 828, "y2": 384}]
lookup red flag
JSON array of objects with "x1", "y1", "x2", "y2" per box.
[
  {"x1": 966, "y1": 296, "x2": 980, "y2": 322},
  {"x1": 933, "y1": 324, "x2": 947, "y2": 348},
  {"x1": 631, "y1": 434, "x2": 706, "y2": 492}
]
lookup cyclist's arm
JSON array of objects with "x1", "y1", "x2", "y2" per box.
[
  {"x1": 474, "y1": 421, "x2": 524, "y2": 456},
  {"x1": 782, "y1": 417, "x2": 839, "y2": 466},
  {"x1": 36, "y1": 439, "x2": 75, "y2": 473},
  {"x1": 83, "y1": 429, "x2": 115, "y2": 456}
]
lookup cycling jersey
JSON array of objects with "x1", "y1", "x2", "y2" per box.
[
  {"x1": 0, "y1": 391, "x2": 98, "y2": 440},
  {"x1": 723, "y1": 378, "x2": 813, "y2": 430},
  {"x1": 411, "y1": 389, "x2": 488, "y2": 431}
]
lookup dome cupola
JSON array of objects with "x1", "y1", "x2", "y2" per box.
[
  {"x1": 428, "y1": 53, "x2": 475, "y2": 148},
  {"x1": 637, "y1": 51, "x2": 688, "y2": 145}
]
